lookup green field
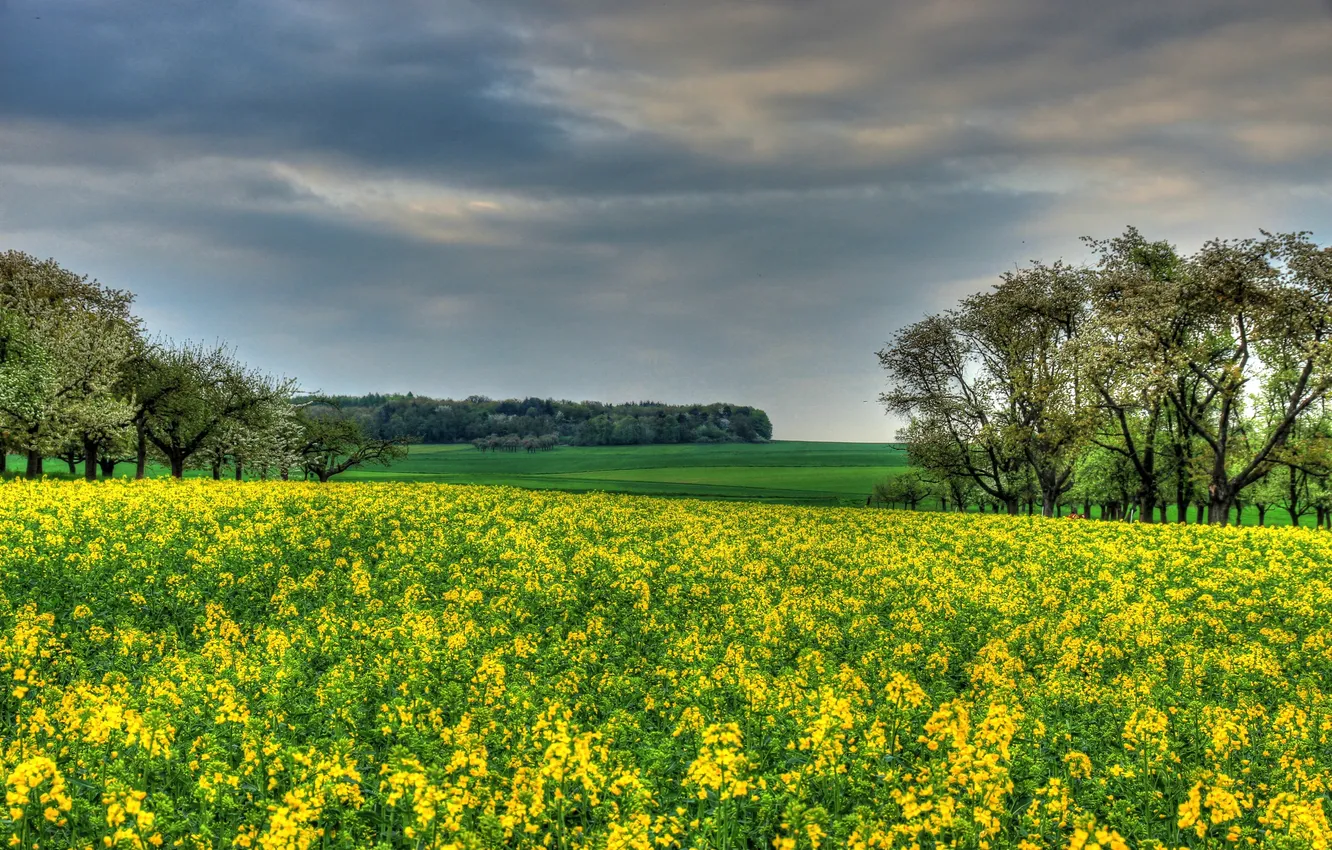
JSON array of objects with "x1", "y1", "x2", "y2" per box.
[
  {"x1": 8, "y1": 441, "x2": 910, "y2": 505},
  {"x1": 16, "y1": 440, "x2": 1322, "y2": 522},
  {"x1": 341, "y1": 440, "x2": 910, "y2": 505}
]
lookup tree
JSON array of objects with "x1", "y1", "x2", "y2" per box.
[
  {"x1": 1245, "y1": 473, "x2": 1283, "y2": 526},
  {"x1": 872, "y1": 470, "x2": 929, "y2": 510},
  {"x1": 881, "y1": 317, "x2": 1026, "y2": 514},
  {"x1": 956, "y1": 261, "x2": 1092, "y2": 515},
  {"x1": 246, "y1": 409, "x2": 305, "y2": 481},
  {"x1": 880, "y1": 263, "x2": 1091, "y2": 516},
  {"x1": 1162, "y1": 234, "x2": 1332, "y2": 523},
  {"x1": 883, "y1": 226, "x2": 1332, "y2": 525},
  {"x1": 295, "y1": 401, "x2": 412, "y2": 482},
  {"x1": 140, "y1": 341, "x2": 294, "y2": 478},
  {"x1": 0, "y1": 252, "x2": 139, "y2": 478},
  {"x1": 577, "y1": 415, "x2": 613, "y2": 446},
  {"x1": 0, "y1": 310, "x2": 53, "y2": 474},
  {"x1": 1083, "y1": 228, "x2": 1184, "y2": 522},
  {"x1": 930, "y1": 471, "x2": 977, "y2": 512},
  {"x1": 611, "y1": 416, "x2": 645, "y2": 445},
  {"x1": 66, "y1": 393, "x2": 135, "y2": 481}
]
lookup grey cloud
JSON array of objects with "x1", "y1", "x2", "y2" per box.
[
  {"x1": 0, "y1": 0, "x2": 1329, "y2": 439},
  {"x1": 1, "y1": 0, "x2": 568, "y2": 174}
]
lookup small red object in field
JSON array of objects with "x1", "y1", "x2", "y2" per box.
[{"x1": 1065, "y1": 512, "x2": 1086, "y2": 520}]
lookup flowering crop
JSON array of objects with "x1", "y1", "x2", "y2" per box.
[{"x1": 2, "y1": 480, "x2": 1332, "y2": 849}]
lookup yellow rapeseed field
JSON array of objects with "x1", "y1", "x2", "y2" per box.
[{"x1": 2, "y1": 480, "x2": 1331, "y2": 850}]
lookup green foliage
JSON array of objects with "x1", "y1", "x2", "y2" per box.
[
  {"x1": 0, "y1": 251, "x2": 139, "y2": 463},
  {"x1": 872, "y1": 469, "x2": 929, "y2": 509},
  {"x1": 135, "y1": 340, "x2": 296, "y2": 478},
  {"x1": 883, "y1": 227, "x2": 1332, "y2": 525},
  {"x1": 310, "y1": 394, "x2": 774, "y2": 446},
  {"x1": 293, "y1": 400, "x2": 412, "y2": 482}
]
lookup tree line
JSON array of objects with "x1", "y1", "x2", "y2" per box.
[
  {"x1": 879, "y1": 227, "x2": 1332, "y2": 526},
  {"x1": 0, "y1": 251, "x2": 409, "y2": 481},
  {"x1": 472, "y1": 434, "x2": 560, "y2": 452},
  {"x1": 316, "y1": 394, "x2": 774, "y2": 446}
]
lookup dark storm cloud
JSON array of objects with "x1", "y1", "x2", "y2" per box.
[
  {"x1": 0, "y1": 0, "x2": 569, "y2": 174},
  {"x1": 1, "y1": 0, "x2": 1329, "y2": 439}
]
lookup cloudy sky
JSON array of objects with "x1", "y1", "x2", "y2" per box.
[{"x1": 2, "y1": 0, "x2": 1329, "y2": 440}]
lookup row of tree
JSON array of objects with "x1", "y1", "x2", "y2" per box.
[
  {"x1": 869, "y1": 468, "x2": 1332, "y2": 527},
  {"x1": 319, "y1": 394, "x2": 773, "y2": 445},
  {"x1": 879, "y1": 227, "x2": 1332, "y2": 525},
  {"x1": 471, "y1": 434, "x2": 560, "y2": 452},
  {"x1": 0, "y1": 251, "x2": 409, "y2": 481}
]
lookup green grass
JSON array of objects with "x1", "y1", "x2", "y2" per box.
[
  {"x1": 339, "y1": 441, "x2": 911, "y2": 505},
  {"x1": 7, "y1": 442, "x2": 911, "y2": 506},
  {"x1": 15, "y1": 441, "x2": 1326, "y2": 523}
]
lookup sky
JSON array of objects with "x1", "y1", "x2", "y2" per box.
[{"x1": 1, "y1": 0, "x2": 1330, "y2": 441}]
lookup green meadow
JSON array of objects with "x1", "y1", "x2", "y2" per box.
[
  {"x1": 9, "y1": 441, "x2": 909, "y2": 505},
  {"x1": 11, "y1": 440, "x2": 1321, "y2": 521},
  {"x1": 20, "y1": 440, "x2": 1320, "y2": 521},
  {"x1": 8, "y1": 441, "x2": 910, "y2": 505},
  {"x1": 340, "y1": 440, "x2": 910, "y2": 505}
]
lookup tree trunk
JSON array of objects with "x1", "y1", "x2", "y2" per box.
[
  {"x1": 211, "y1": 460, "x2": 222, "y2": 480},
  {"x1": 135, "y1": 424, "x2": 148, "y2": 480},
  {"x1": 1195, "y1": 503, "x2": 1205, "y2": 524},
  {"x1": 280, "y1": 467, "x2": 290, "y2": 481},
  {"x1": 1257, "y1": 505, "x2": 1266, "y2": 526},
  {"x1": 65, "y1": 456, "x2": 78, "y2": 475},
  {"x1": 83, "y1": 437, "x2": 98, "y2": 482},
  {"x1": 170, "y1": 456, "x2": 185, "y2": 479},
  {"x1": 1139, "y1": 494, "x2": 1155, "y2": 524},
  {"x1": 99, "y1": 457, "x2": 117, "y2": 478},
  {"x1": 25, "y1": 450, "x2": 42, "y2": 479},
  {"x1": 234, "y1": 461, "x2": 243, "y2": 481},
  {"x1": 1208, "y1": 495, "x2": 1232, "y2": 526},
  {"x1": 1082, "y1": 499, "x2": 1090, "y2": 518},
  {"x1": 0, "y1": 450, "x2": 6, "y2": 475},
  {"x1": 1004, "y1": 498, "x2": 1019, "y2": 516}
]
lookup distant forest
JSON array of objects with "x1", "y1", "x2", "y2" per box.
[{"x1": 316, "y1": 394, "x2": 774, "y2": 445}]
